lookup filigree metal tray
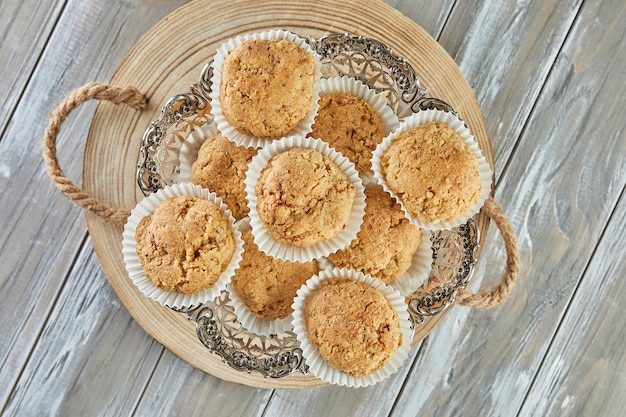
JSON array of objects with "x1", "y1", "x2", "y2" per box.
[{"x1": 136, "y1": 33, "x2": 479, "y2": 378}]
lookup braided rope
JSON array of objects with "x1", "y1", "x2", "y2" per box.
[
  {"x1": 457, "y1": 198, "x2": 520, "y2": 308},
  {"x1": 43, "y1": 82, "x2": 147, "y2": 226}
]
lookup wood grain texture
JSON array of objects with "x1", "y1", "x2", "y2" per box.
[
  {"x1": 384, "y1": 0, "x2": 455, "y2": 39},
  {"x1": 519, "y1": 194, "x2": 626, "y2": 417},
  {"x1": 0, "y1": 0, "x2": 64, "y2": 137},
  {"x1": 132, "y1": 349, "x2": 274, "y2": 417},
  {"x1": 517, "y1": 0, "x2": 626, "y2": 414},
  {"x1": 83, "y1": 0, "x2": 494, "y2": 388},
  {"x1": 2, "y1": 239, "x2": 164, "y2": 416}
]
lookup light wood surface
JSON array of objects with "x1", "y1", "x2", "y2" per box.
[{"x1": 1, "y1": 0, "x2": 624, "y2": 414}]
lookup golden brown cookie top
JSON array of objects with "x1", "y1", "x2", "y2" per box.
[
  {"x1": 254, "y1": 147, "x2": 356, "y2": 247},
  {"x1": 190, "y1": 132, "x2": 257, "y2": 219},
  {"x1": 231, "y1": 230, "x2": 319, "y2": 321},
  {"x1": 309, "y1": 91, "x2": 385, "y2": 173},
  {"x1": 305, "y1": 278, "x2": 402, "y2": 377},
  {"x1": 220, "y1": 39, "x2": 317, "y2": 138},
  {"x1": 328, "y1": 188, "x2": 421, "y2": 284},
  {"x1": 135, "y1": 195, "x2": 235, "y2": 294},
  {"x1": 381, "y1": 121, "x2": 482, "y2": 224}
]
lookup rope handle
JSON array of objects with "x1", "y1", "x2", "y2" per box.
[
  {"x1": 43, "y1": 82, "x2": 147, "y2": 226},
  {"x1": 456, "y1": 198, "x2": 520, "y2": 308}
]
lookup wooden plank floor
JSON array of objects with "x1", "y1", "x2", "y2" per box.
[{"x1": 1, "y1": 0, "x2": 624, "y2": 416}]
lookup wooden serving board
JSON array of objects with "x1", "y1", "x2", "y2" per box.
[{"x1": 83, "y1": 0, "x2": 494, "y2": 388}]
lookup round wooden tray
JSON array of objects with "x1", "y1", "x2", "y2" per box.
[{"x1": 83, "y1": 0, "x2": 494, "y2": 388}]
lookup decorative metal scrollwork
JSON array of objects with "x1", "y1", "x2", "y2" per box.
[
  {"x1": 137, "y1": 62, "x2": 213, "y2": 194},
  {"x1": 407, "y1": 221, "x2": 478, "y2": 325},
  {"x1": 307, "y1": 33, "x2": 429, "y2": 115},
  {"x1": 412, "y1": 97, "x2": 457, "y2": 115},
  {"x1": 187, "y1": 292, "x2": 308, "y2": 378}
]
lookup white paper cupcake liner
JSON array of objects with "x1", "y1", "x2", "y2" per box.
[
  {"x1": 244, "y1": 135, "x2": 366, "y2": 262},
  {"x1": 291, "y1": 267, "x2": 412, "y2": 387},
  {"x1": 226, "y1": 218, "x2": 297, "y2": 336},
  {"x1": 315, "y1": 256, "x2": 335, "y2": 271},
  {"x1": 360, "y1": 171, "x2": 377, "y2": 187},
  {"x1": 209, "y1": 29, "x2": 322, "y2": 149},
  {"x1": 313, "y1": 75, "x2": 400, "y2": 138},
  {"x1": 177, "y1": 123, "x2": 219, "y2": 183},
  {"x1": 121, "y1": 182, "x2": 244, "y2": 309},
  {"x1": 371, "y1": 109, "x2": 493, "y2": 231}
]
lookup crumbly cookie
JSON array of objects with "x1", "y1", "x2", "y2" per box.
[
  {"x1": 328, "y1": 188, "x2": 421, "y2": 284},
  {"x1": 381, "y1": 121, "x2": 482, "y2": 224},
  {"x1": 305, "y1": 278, "x2": 402, "y2": 377},
  {"x1": 190, "y1": 132, "x2": 257, "y2": 219},
  {"x1": 135, "y1": 195, "x2": 235, "y2": 294},
  {"x1": 231, "y1": 230, "x2": 319, "y2": 321},
  {"x1": 254, "y1": 147, "x2": 356, "y2": 247},
  {"x1": 220, "y1": 39, "x2": 317, "y2": 138},
  {"x1": 309, "y1": 91, "x2": 385, "y2": 173}
]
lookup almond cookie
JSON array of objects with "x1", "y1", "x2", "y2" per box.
[
  {"x1": 254, "y1": 147, "x2": 356, "y2": 247},
  {"x1": 328, "y1": 188, "x2": 421, "y2": 284},
  {"x1": 309, "y1": 91, "x2": 386, "y2": 173},
  {"x1": 380, "y1": 121, "x2": 482, "y2": 224},
  {"x1": 231, "y1": 230, "x2": 319, "y2": 321},
  {"x1": 304, "y1": 278, "x2": 402, "y2": 378},
  {"x1": 135, "y1": 195, "x2": 235, "y2": 294},
  {"x1": 220, "y1": 38, "x2": 317, "y2": 138},
  {"x1": 190, "y1": 132, "x2": 257, "y2": 219}
]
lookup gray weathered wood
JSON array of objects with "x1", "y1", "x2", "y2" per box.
[
  {"x1": 0, "y1": 0, "x2": 64, "y2": 136},
  {"x1": 132, "y1": 350, "x2": 273, "y2": 417},
  {"x1": 384, "y1": 0, "x2": 455, "y2": 39},
  {"x1": 2, "y1": 239, "x2": 164, "y2": 416},
  {"x1": 440, "y1": 0, "x2": 583, "y2": 179},
  {"x1": 517, "y1": 0, "x2": 626, "y2": 413},
  {"x1": 519, "y1": 192, "x2": 626, "y2": 416}
]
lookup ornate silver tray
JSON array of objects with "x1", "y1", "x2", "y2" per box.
[{"x1": 136, "y1": 33, "x2": 479, "y2": 378}]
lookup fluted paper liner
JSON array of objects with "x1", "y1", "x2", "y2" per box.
[
  {"x1": 244, "y1": 135, "x2": 366, "y2": 262},
  {"x1": 371, "y1": 109, "x2": 493, "y2": 231},
  {"x1": 291, "y1": 268, "x2": 412, "y2": 387},
  {"x1": 122, "y1": 183, "x2": 244, "y2": 309},
  {"x1": 210, "y1": 29, "x2": 321, "y2": 149}
]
